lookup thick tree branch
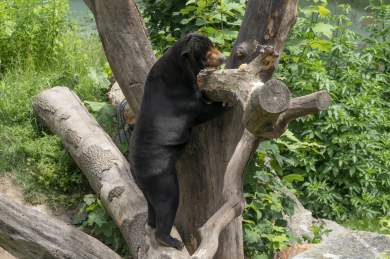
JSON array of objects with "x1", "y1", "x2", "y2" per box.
[
  {"x1": 33, "y1": 87, "x2": 149, "y2": 257},
  {"x1": 84, "y1": 0, "x2": 155, "y2": 114},
  {"x1": 262, "y1": 90, "x2": 332, "y2": 139},
  {"x1": 192, "y1": 196, "x2": 244, "y2": 259},
  {"x1": 0, "y1": 194, "x2": 121, "y2": 259},
  {"x1": 229, "y1": 0, "x2": 298, "y2": 81}
]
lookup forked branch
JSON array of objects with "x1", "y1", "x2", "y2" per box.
[{"x1": 191, "y1": 47, "x2": 331, "y2": 259}]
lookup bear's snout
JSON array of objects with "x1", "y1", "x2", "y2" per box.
[{"x1": 205, "y1": 48, "x2": 225, "y2": 68}]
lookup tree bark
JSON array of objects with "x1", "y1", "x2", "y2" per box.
[
  {"x1": 177, "y1": 1, "x2": 300, "y2": 258},
  {"x1": 229, "y1": 0, "x2": 298, "y2": 81},
  {"x1": 83, "y1": 0, "x2": 155, "y2": 115},
  {"x1": 0, "y1": 193, "x2": 121, "y2": 259},
  {"x1": 33, "y1": 87, "x2": 149, "y2": 257}
]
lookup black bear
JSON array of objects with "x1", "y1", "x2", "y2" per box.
[{"x1": 129, "y1": 33, "x2": 227, "y2": 250}]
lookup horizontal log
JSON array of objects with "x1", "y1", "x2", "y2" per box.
[
  {"x1": 261, "y1": 90, "x2": 332, "y2": 139},
  {"x1": 0, "y1": 193, "x2": 121, "y2": 259}
]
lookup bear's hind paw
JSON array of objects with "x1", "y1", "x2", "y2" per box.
[{"x1": 156, "y1": 233, "x2": 184, "y2": 250}]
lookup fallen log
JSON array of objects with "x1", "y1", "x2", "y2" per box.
[
  {"x1": 0, "y1": 193, "x2": 121, "y2": 259},
  {"x1": 33, "y1": 87, "x2": 149, "y2": 257}
]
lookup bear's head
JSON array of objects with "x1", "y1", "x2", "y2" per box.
[{"x1": 179, "y1": 33, "x2": 225, "y2": 75}]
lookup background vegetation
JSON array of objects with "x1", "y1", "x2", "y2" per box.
[{"x1": 0, "y1": 0, "x2": 389, "y2": 258}]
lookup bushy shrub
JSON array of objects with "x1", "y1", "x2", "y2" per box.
[
  {"x1": 274, "y1": 0, "x2": 390, "y2": 220},
  {"x1": 73, "y1": 194, "x2": 130, "y2": 257},
  {"x1": 138, "y1": 0, "x2": 245, "y2": 54},
  {"x1": 243, "y1": 147, "x2": 295, "y2": 258}
]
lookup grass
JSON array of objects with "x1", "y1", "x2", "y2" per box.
[
  {"x1": 342, "y1": 217, "x2": 390, "y2": 235},
  {"x1": 0, "y1": 31, "x2": 110, "y2": 208}
]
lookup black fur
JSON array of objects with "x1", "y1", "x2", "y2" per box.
[{"x1": 129, "y1": 33, "x2": 227, "y2": 249}]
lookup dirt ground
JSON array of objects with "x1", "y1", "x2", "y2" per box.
[{"x1": 0, "y1": 176, "x2": 53, "y2": 215}]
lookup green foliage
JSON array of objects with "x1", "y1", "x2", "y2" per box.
[
  {"x1": 243, "y1": 144, "x2": 295, "y2": 258},
  {"x1": 85, "y1": 101, "x2": 116, "y2": 136},
  {"x1": 136, "y1": 0, "x2": 187, "y2": 53},
  {"x1": 178, "y1": 0, "x2": 245, "y2": 53},
  {"x1": 138, "y1": 0, "x2": 245, "y2": 55},
  {"x1": 303, "y1": 223, "x2": 331, "y2": 244},
  {"x1": 379, "y1": 216, "x2": 390, "y2": 235},
  {"x1": 243, "y1": 130, "x2": 333, "y2": 258},
  {"x1": 0, "y1": 0, "x2": 69, "y2": 72},
  {"x1": 273, "y1": 0, "x2": 390, "y2": 221},
  {"x1": 343, "y1": 216, "x2": 390, "y2": 235},
  {"x1": 0, "y1": 0, "x2": 110, "y2": 208},
  {"x1": 73, "y1": 194, "x2": 130, "y2": 257}
]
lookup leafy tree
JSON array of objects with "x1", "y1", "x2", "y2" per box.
[
  {"x1": 275, "y1": 0, "x2": 390, "y2": 220},
  {"x1": 138, "y1": 0, "x2": 245, "y2": 54}
]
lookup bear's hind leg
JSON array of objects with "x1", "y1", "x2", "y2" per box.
[
  {"x1": 148, "y1": 171, "x2": 184, "y2": 250},
  {"x1": 146, "y1": 199, "x2": 156, "y2": 228}
]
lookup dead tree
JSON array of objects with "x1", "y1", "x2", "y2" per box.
[{"x1": 13, "y1": 0, "x2": 331, "y2": 258}]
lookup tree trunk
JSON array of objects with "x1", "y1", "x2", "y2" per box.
[
  {"x1": 83, "y1": 0, "x2": 155, "y2": 115},
  {"x1": 177, "y1": 1, "x2": 299, "y2": 258},
  {"x1": 33, "y1": 87, "x2": 149, "y2": 257},
  {"x1": 0, "y1": 193, "x2": 121, "y2": 259}
]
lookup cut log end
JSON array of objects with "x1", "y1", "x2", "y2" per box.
[
  {"x1": 256, "y1": 79, "x2": 291, "y2": 113},
  {"x1": 315, "y1": 90, "x2": 332, "y2": 111},
  {"x1": 243, "y1": 79, "x2": 291, "y2": 136}
]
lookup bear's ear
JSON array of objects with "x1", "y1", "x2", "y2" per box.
[{"x1": 181, "y1": 35, "x2": 193, "y2": 57}]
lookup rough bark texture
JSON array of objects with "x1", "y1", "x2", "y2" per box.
[
  {"x1": 83, "y1": 0, "x2": 155, "y2": 115},
  {"x1": 229, "y1": 0, "x2": 298, "y2": 81},
  {"x1": 33, "y1": 87, "x2": 149, "y2": 257},
  {"x1": 0, "y1": 193, "x2": 121, "y2": 259}
]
